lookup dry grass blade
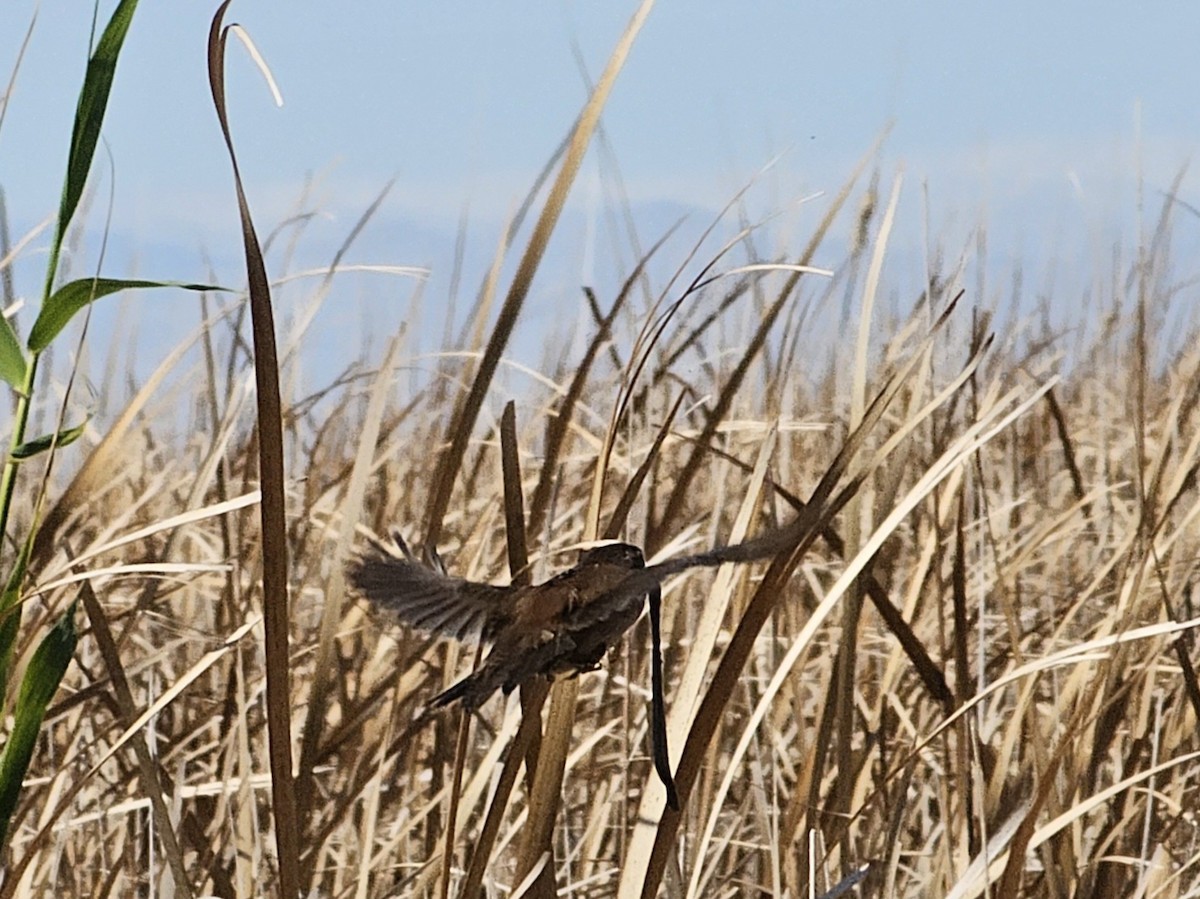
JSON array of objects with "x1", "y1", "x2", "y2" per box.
[
  {"x1": 206, "y1": 5, "x2": 299, "y2": 896},
  {"x1": 651, "y1": 131, "x2": 890, "y2": 543},
  {"x1": 500, "y1": 401, "x2": 531, "y2": 585},
  {"x1": 646, "y1": 585, "x2": 678, "y2": 809},
  {"x1": 669, "y1": 427, "x2": 778, "y2": 896},
  {"x1": 1044, "y1": 386, "x2": 1090, "y2": 515},
  {"x1": 423, "y1": 0, "x2": 658, "y2": 548},
  {"x1": 529, "y1": 227, "x2": 679, "y2": 541},
  {"x1": 0, "y1": 8, "x2": 38, "y2": 140},
  {"x1": 294, "y1": 335, "x2": 403, "y2": 846},
  {"x1": 603, "y1": 392, "x2": 686, "y2": 540},
  {"x1": 699, "y1": 371, "x2": 1050, "y2": 894},
  {"x1": 460, "y1": 680, "x2": 549, "y2": 897},
  {"x1": 452, "y1": 401, "x2": 537, "y2": 898},
  {"x1": 628, "y1": 293, "x2": 962, "y2": 897},
  {"x1": 952, "y1": 491, "x2": 971, "y2": 704},
  {"x1": 73, "y1": 564, "x2": 192, "y2": 899},
  {"x1": 40, "y1": 490, "x2": 260, "y2": 576},
  {"x1": 515, "y1": 677, "x2": 580, "y2": 887},
  {"x1": 0, "y1": 617, "x2": 260, "y2": 898},
  {"x1": 825, "y1": 172, "x2": 902, "y2": 838}
]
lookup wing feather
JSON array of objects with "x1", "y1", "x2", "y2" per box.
[{"x1": 348, "y1": 536, "x2": 511, "y2": 642}]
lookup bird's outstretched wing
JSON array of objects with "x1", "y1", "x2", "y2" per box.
[{"x1": 347, "y1": 532, "x2": 512, "y2": 641}]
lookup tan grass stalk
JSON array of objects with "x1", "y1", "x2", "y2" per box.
[
  {"x1": 528, "y1": 232, "x2": 679, "y2": 542},
  {"x1": 294, "y1": 335, "x2": 403, "y2": 839},
  {"x1": 650, "y1": 134, "x2": 888, "y2": 544},
  {"x1": 670, "y1": 426, "x2": 778, "y2": 896},
  {"x1": 74, "y1": 572, "x2": 192, "y2": 898},
  {"x1": 30, "y1": 308, "x2": 238, "y2": 569},
  {"x1": 207, "y1": 6, "x2": 300, "y2": 894},
  {"x1": 424, "y1": 0, "x2": 658, "y2": 548},
  {"x1": 827, "y1": 173, "x2": 904, "y2": 850},
  {"x1": 0, "y1": 617, "x2": 260, "y2": 899}
]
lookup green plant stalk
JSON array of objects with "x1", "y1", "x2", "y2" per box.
[
  {"x1": 0, "y1": 351, "x2": 42, "y2": 552},
  {"x1": 1, "y1": 56, "x2": 74, "y2": 536},
  {"x1": 0, "y1": 0, "x2": 139, "y2": 853},
  {"x1": 0, "y1": 45, "x2": 81, "y2": 552},
  {"x1": 0, "y1": 0, "x2": 140, "y2": 555},
  {"x1": 0, "y1": 355, "x2": 43, "y2": 703}
]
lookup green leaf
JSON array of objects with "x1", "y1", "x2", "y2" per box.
[
  {"x1": 54, "y1": 0, "x2": 141, "y2": 254},
  {"x1": 9, "y1": 419, "x2": 89, "y2": 461},
  {"x1": 28, "y1": 278, "x2": 225, "y2": 352},
  {"x1": 0, "y1": 542, "x2": 31, "y2": 711},
  {"x1": 0, "y1": 601, "x2": 77, "y2": 848},
  {"x1": 0, "y1": 314, "x2": 27, "y2": 390}
]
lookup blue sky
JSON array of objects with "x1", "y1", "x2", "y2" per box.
[{"x1": 1, "y1": 1, "x2": 1198, "y2": 380}]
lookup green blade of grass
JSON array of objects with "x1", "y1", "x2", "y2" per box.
[
  {"x1": 51, "y1": 0, "x2": 140, "y2": 275},
  {"x1": 0, "y1": 542, "x2": 32, "y2": 709},
  {"x1": 9, "y1": 419, "x2": 88, "y2": 461},
  {"x1": 0, "y1": 315, "x2": 26, "y2": 390},
  {"x1": 28, "y1": 278, "x2": 224, "y2": 352},
  {"x1": 0, "y1": 0, "x2": 143, "y2": 552},
  {"x1": 0, "y1": 601, "x2": 77, "y2": 849}
]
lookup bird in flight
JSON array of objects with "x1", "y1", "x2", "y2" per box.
[
  {"x1": 348, "y1": 518, "x2": 816, "y2": 809},
  {"x1": 350, "y1": 535, "x2": 653, "y2": 708}
]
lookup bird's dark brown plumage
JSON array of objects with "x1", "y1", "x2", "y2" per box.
[
  {"x1": 348, "y1": 520, "x2": 814, "y2": 710},
  {"x1": 348, "y1": 535, "x2": 650, "y2": 710},
  {"x1": 348, "y1": 526, "x2": 810, "y2": 812}
]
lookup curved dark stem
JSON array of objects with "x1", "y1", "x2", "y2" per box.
[{"x1": 648, "y1": 585, "x2": 679, "y2": 809}]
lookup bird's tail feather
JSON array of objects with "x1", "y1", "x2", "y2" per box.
[{"x1": 429, "y1": 674, "x2": 475, "y2": 709}]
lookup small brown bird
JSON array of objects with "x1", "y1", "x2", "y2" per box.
[
  {"x1": 349, "y1": 535, "x2": 651, "y2": 709},
  {"x1": 350, "y1": 533, "x2": 690, "y2": 806},
  {"x1": 349, "y1": 520, "x2": 810, "y2": 808}
]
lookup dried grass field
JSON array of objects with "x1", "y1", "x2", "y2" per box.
[{"x1": 3, "y1": 3, "x2": 1200, "y2": 898}]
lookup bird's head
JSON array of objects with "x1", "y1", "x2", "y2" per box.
[{"x1": 577, "y1": 542, "x2": 645, "y2": 570}]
